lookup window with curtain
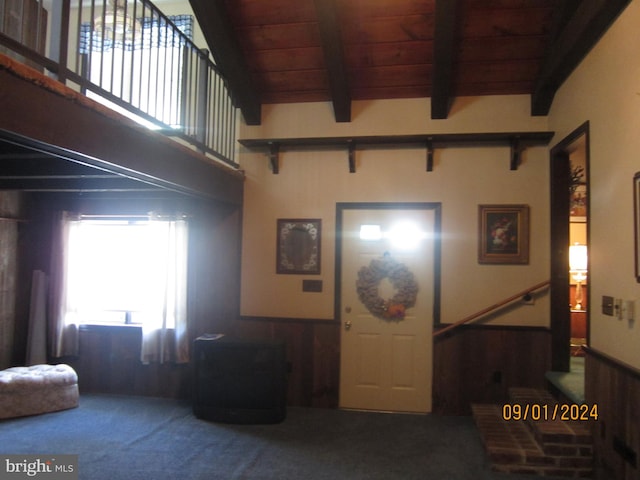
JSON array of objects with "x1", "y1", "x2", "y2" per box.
[
  {"x1": 65, "y1": 219, "x2": 185, "y2": 325},
  {"x1": 58, "y1": 217, "x2": 190, "y2": 364},
  {"x1": 79, "y1": 14, "x2": 193, "y2": 129}
]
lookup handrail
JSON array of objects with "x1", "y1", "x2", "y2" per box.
[{"x1": 433, "y1": 280, "x2": 551, "y2": 337}]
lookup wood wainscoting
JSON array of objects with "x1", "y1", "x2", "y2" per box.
[
  {"x1": 68, "y1": 325, "x2": 190, "y2": 398},
  {"x1": 237, "y1": 319, "x2": 552, "y2": 415},
  {"x1": 68, "y1": 319, "x2": 552, "y2": 415},
  {"x1": 585, "y1": 347, "x2": 640, "y2": 480},
  {"x1": 433, "y1": 325, "x2": 552, "y2": 415},
  {"x1": 235, "y1": 317, "x2": 341, "y2": 409}
]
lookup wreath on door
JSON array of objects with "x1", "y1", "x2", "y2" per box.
[{"x1": 356, "y1": 254, "x2": 418, "y2": 321}]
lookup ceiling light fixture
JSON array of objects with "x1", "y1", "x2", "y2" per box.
[{"x1": 93, "y1": 0, "x2": 141, "y2": 43}]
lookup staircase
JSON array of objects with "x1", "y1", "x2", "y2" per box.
[{"x1": 472, "y1": 388, "x2": 593, "y2": 477}]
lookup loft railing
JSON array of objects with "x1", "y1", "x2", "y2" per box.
[
  {"x1": 0, "y1": 0, "x2": 237, "y2": 167},
  {"x1": 433, "y1": 280, "x2": 551, "y2": 337}
]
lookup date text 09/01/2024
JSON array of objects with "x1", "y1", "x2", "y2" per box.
[{"x1": 502, "y1": 403, "x2": 598, "y2": 422}]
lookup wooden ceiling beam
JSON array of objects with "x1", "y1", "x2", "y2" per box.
[
  {"x1": 431, "y1": 0, "x2": 460, "y2": 119},
  {"x1": 531, "y1": 0, "x2": 632, "y2": 116},
  {"x1": 313, "y1": 0, "x2": 351, "y2": 122},
  {"x1": 188, "y1": 0, "x2": 262, "y2": 125}
]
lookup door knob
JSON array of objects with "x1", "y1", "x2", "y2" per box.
[{"x1": 344, "y1": 320, "x2": 352, "y2": 331}]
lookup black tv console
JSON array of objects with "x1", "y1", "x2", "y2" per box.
[{"x1": 192, "y1": 334, "x2": 287, "y2": 424}]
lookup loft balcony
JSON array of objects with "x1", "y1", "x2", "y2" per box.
[{"x1": 0, "y1": 0, "x2": 242, "y2": 203}]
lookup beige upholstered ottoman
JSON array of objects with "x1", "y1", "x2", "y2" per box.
[{"x1": 0, "y1": 364, "x2": 79, "y2": 419}]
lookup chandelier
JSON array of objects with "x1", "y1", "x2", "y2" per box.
[{"x1": 93, "y1": 0, "x2": 142, "y2": 43}]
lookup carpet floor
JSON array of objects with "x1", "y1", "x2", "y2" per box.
[{"x1": 0, "y1": 394, "x2": 565, "y2": 480}]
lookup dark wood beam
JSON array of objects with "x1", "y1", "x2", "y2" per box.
[
  {"x1": 313, "y1": 0, "x2": 351, "y2": 122},
  {"x1": 531, "y1": 0, "x2": 632, "y2": 116},
  {"x1": 188, "y1": 0, "x2": 262, "y2": 125},
  {"x1": 431, "y1": 0, "x2": 460, "y2": 119}
]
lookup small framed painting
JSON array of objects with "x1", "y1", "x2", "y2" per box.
[
  {"x1": 570, "y1": 184, "x2": 587, "y2": 222},
  {"x1": 478, "y1": 205, "x2": 530, "y2": 264},
  {"x1": 276, "y1": 219, "x2": 321, "y2": 274}
]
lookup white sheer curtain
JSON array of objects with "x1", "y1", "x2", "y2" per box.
[
  {"x1": 49, "y1": 211, "x2": 79, "y2": 359},
  {"x1": 140, "y1": 219, "x2": 189, "y2": 364}
]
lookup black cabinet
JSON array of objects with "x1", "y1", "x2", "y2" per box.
[{"x1": 192, "y1": 335, "x2": 287, "y2": 424}]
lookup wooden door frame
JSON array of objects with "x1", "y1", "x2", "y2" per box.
[
  {"x1": 549, "y1": 122, "x2": 590, "y2": 371},
  {"x1": 334, "y1": 202, "x2": 442, "y2": 325}
]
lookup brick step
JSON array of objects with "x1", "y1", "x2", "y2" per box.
[
  {"x1": 508, "y1": 388, "x2": 593, "y2": 456},
  {"x1": 472, "y1": 388, "x2": 594, "y2": 477}
]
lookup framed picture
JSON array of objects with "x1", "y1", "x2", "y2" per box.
[
  {"x1": 570, "y1": 184, "x2": 587, "y2": 222},
  {"x1": 634, "y1": 173, "x2": 640, "y2": 282},
  {"x1": 276, "y1": 219, "x2": 321, "y2": 274},
  {"x1": 478, "y1": 205, "x2": 530, "y2": 264}
]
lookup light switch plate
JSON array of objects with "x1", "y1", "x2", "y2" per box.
[{"x1": 602, "y1": 296, "x2": 614, "y2": 316}]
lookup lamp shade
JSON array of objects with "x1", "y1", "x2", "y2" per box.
[{"x1": 569, "y1": 244, "x2": 588, "y2": 271}]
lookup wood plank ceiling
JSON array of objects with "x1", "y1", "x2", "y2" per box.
[{"x1": 189, "y1": 0, "x2": 632, "y2": 125}]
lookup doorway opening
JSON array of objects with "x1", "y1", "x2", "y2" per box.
[{"x1": 548, "y1": 122, "x2": 589, "y2": 401}]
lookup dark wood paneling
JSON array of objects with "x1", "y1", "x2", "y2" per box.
[
  {"x1": 433, "y1": 325, "x2": 551, "y2": 415},
  {"x1": 345, "y1": 40, "x2": 432, "y2": 68},
  {"x1": 457, "y1": 36, "x2": 547, "y2": 62},
  {"x1": 188, "y1": 204, "x2": 244, "y2": 339},
  {"x1": 585, "y1": 347, "x2": 640, "y2": 480},
  {"x1": 235, "y1": 318, "x2": 340, "y2": 408},
  {"x1": 234, "y1": 319, "x2": 551, "y2": 415},
  {"x1": 225, "y1": 0, "x2": 317, "y2": 26},
  {"x1": 69, "y1": 326, "x2": 190, "y2": 398},
  {"x1": 0, "y1": 191, "x2": 26, "y2": 368},
  {"x1": 460, "y1": 6, "x2": 554, "y2": 37},
  {"x1": 66, "y1": 315, "x2": 553, "y2": 414}
]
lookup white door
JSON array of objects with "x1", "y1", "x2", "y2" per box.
[{"x1": 339, "y1": 206, "x2": 438, "y2": 413}]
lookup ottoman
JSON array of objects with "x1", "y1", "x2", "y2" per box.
[{"x1": 0, "y1": 364, "x2": 79, "y2": 419}]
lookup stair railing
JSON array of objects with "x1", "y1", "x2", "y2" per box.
[
  {"x1": 433, "y1": 280, "x2": 551, "y2": 337},
  {"x1": 0, "y1": 0, "x2": 238, "y2": 167}
]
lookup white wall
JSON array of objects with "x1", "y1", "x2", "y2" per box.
[
  {"x1": 239, "y1": 95, "x2": 552, "y2": 327},
  {"x1": 549, "y1": 0, "x2": 640, "y2": 368}
]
